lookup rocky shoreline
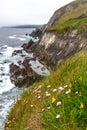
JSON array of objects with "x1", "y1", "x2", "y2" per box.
[
  {"x1": 9, "y1": 27, "x2": 87, "y2": 87},
  {"x1": 9, "y1": 34, "x2": 50, "y2": 87}
]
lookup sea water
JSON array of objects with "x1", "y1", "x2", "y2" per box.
[{"x1": 0, "y1": 27, "x2": 34, "y2": 129}]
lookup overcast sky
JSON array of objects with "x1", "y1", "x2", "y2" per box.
[{"x1": 0, "y1": 0, "x2": 74, "y2": 26}]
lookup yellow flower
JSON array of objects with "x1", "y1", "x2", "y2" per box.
[
  {"x1": 52, "y1": 97, "x2": 56, "y2": 103},
  {"x1": 79, "y1": 76, "x2": 82, "y2": 81},
  {"x1": 79, "y1": 103, "x2": 84, "y2": 109},
  {"x1": 69, "y1": 83, "x2": 72, "y2": 88}
]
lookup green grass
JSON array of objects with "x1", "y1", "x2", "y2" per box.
[
  {"x1": 4, "y1": 51, "x2": 87, "y2": 130},
  {"x1": 47, "y1": 18, "x2": 87, "y2": 33},
  {"x1": 47, "y1": 4, "x2": 87, "y2": 33}
]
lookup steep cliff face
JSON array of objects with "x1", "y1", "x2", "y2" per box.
[
  {"x1": 29, "y1": 0, "x2": 87, "y2": 67},
  {"x1": 10, "y1": 0, "x2": 87, "y2": 87}
]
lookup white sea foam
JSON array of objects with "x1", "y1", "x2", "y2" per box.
[
  {"x1": 8, "y1": 35, "x2": 16, "y2": 39},
  {"x1": 0, "y1": 77, "x2": 15, "y2": 94},
  {"x1": 8, "y1": 35, "x2": 27, "y2": 41},
  {"x1": 16, "y1": 37, "x2": 26, "y2": 41}
]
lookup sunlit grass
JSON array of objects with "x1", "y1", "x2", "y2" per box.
[{"x1": 4, "y1": 51, "x2": 87, "y2": 130}]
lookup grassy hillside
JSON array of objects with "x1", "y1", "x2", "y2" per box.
[
  {"x1": 47, "y1": 3, "x2": 87, "y2": 33},
  {"x1": 5, "y1": 51, "x2": 87, "y2": 130}
]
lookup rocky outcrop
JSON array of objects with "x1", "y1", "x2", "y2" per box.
[
  {"x1": 27, "y1": 0, "x2": 87, "y2": 67},
  {"x1": 28, "y1": 30, "x2": 87, "y2": 67},
  {"x1": 9, "y1": 0, "x2": 87, "y2": 87},
  {"x1": 30, "y1": 24, "x2": 46, "y2": 38},
  {"x1": 10, "y1": 58, "x2": 42, "y2": 87},
  {"x1": 10, "y1": 48, "x2": 50, "y2": 87}
]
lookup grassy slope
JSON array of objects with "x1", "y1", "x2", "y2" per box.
[
  {"x1": 47, "y1": 4, "x2": 87, "y2": 33},
  {"x1": 5, "y1": 51, "x2": 87, "y2": 130}
]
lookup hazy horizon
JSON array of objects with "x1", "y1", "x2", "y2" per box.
[{"x1": 0, "y1": 0, "x2": 74, "y2": 26}]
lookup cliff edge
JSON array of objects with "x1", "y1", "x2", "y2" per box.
[
  {"x1": 10, "y1": 0, "x2": 87, "y2": 87},
  {"x1": 28, "y1": 0, "x2": 87, "y2": 67}
]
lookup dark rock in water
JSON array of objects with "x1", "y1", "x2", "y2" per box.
[
  {"x1": 0, "y1": 52, "x2": 3, "y2": 55},
  {"x1": 10, "y1": 59, "x2": 42, "y2": 87},
  {"x1": 30, "y1": 28, "x2": 42, "y2": 38},
  {"x1": 25, "y1": 33, "x2": 29, "y2": 36},
  {"x1": 12, "y1": 50, "x2": 22, "y2": 56},
  {"x1": 1, "y1": 73, "x2": 5, "y2": 76},
  {"x1": 22, "y1": 39, "x2": 34, "y2": 50},
  {"x1": 17, "y1": 60, "x2": 22, "y2": 65},
  {"x1": 0, "y1": 80, "x2": 3, "y2": 82}
]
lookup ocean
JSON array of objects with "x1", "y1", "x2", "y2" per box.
[{"x1": 0, "y1": 27, "x2": 34, "y2": 129}]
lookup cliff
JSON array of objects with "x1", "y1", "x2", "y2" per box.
[
  {"x1": 29, "y1": 0, "x2": 87, "y2": 67},
  {"x1": 5, "y1": 0, "x2": 87, "y2": 130},
  {"x1": 9, "y1": 0, "x2": 87, "y2": 87}
]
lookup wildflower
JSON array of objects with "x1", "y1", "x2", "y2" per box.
[
  {"x1": 56, "y1": 101, "x2": 62, "y2": 106},
  {"x1": 53, "y1": 89, "x2": 57, "y2": 92},
  {"x1": 45, "y1": 91, "x2": 48, "y2": 94},
  {"x1": 79, "y1": 103, "x2": 84, "y2": 109},
  {"x1": 47, "y1": 107, "x2": 51, "y2": 110},
  {"x1": 37, "y1": 90, "x2": 41, "y2": 93},
  {"x1": 56, "y1": 114, "x2": 61, "y2": 119},
  {"x1": 52, "y1": 97, "x2": 56, "y2": 103},
  {"x1": 64, "y1": 85, "x2": 68, "y2": 88},
  {"x1": 47, "y1": 85, "x2": 51, "y2": 88},
  {"x1": 42, "y1": 108, "x2": 45, "y2": 112},
  {"x1": 79, "y1": 76, "x2": 82, "y2": 81},
  {"x1": 37, "y1": 95, "x2": 41, "y2": 99},
  {"x1": 58, "y1": 86, "x2": 64, "y2": 92},
  {"x1": 30, "y1": 105, "x2": 33, "y2": 108},
  {"x1": 65, "y1": 89, "x2": 71, "y2": 95},
  {"x1": 46, "y1": 92, "x2": 51, "y2": 97},
  {"x1": 75, "y1": 91, "x2": 79, "y2": 95},
  {"x1": 69, "y1": 83, "x2": 72, "y2": 88}
]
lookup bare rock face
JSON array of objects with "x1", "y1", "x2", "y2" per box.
[
  {"x1": 22, "y1": 39, "x2": 34, "y2": 50},
  {"x1": 28, "y1": 29, "x2": 87, "y2": 67},
  {"x1": 10, "y1": 59, "x2": 42, "y2": 87}
]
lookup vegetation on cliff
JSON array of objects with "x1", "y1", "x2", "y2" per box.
[
  {"x1": 47, "y1": 1, "x2": 87, "y2": 33},
  {"x1": 4, "y1": 0, "x2": 87, "y2": 129},
  {"x1": 5, "y1": 51, "x2": 87, "y2": 130}
]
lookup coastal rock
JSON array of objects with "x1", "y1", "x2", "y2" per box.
[
  {"x1": 29, "y1": 1, "x2": 87, "y2": 66},
  {"x1": 28, "y1": 29, "x2": 87, "y2": 67},
  {"x1": 22, "y1": 39, "x2": 34, "y2": 50},
  {"x1": 12, "y1": 50, "x2": 22, "y2": 56},
  {"x1": 30, "y1": 28, "x2": 42, "y2": 38},
  {"x1": 10, "y1": 59, "x2": 42, "y2": 87}
]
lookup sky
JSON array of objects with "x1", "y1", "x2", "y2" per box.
[{"x1": 0, "y1": 0, "x2": 74, "y2": 26}]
